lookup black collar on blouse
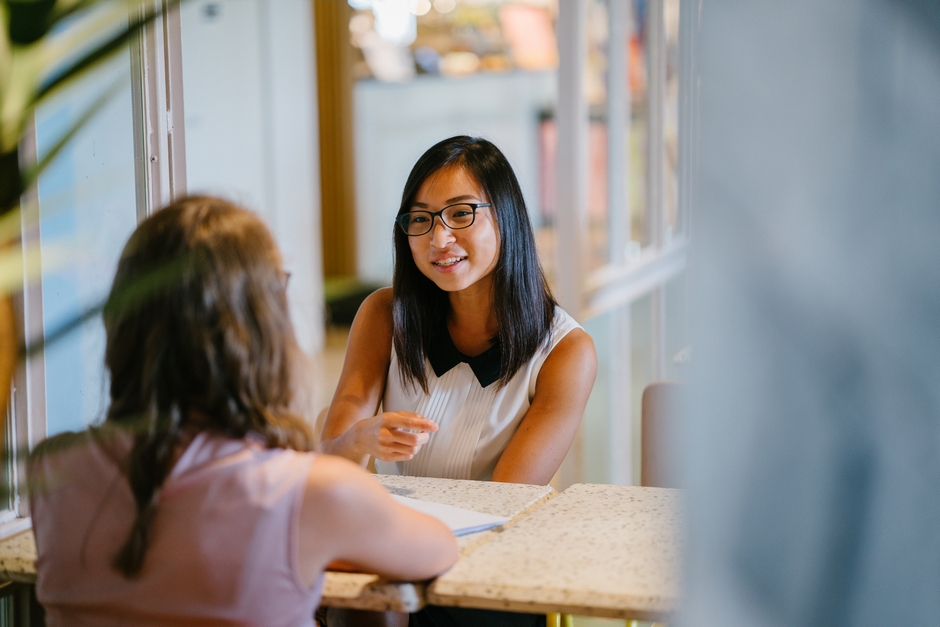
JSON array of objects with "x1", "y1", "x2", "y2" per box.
[{"x1": 427, "y1": 326, "x2": 502, "y2": 388}]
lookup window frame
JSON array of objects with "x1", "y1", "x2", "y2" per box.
[{"x1": 0, "y1": 1, "x2": 187, "y2": 539}]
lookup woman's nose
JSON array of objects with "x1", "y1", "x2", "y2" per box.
[{"x1": 429, "y1": 218, "x2": 455, "y2": 247}]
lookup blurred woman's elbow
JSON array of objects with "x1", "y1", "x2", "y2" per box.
[{"x1": 432, "y1": 533, "x2": 460, "y2": 577}]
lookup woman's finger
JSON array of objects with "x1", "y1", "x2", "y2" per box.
[
  {"x1": 375, "y1": 445, "x2": 421, "y2": 461},
  {"x1": 386, "y1": 440, "x2": 424, "y2": 455},
  {"x1": 382, "y1": 440, "x2": 426, "y2": 456},
  {"x1": 385, "y1": 413, "x2": 438, "y2": 432},
  {"x1": 383, "y1": 430, "x2": 430, "y2": 447},
  {"x1": 378, "y1": 427, "x2": 427, "y2": 445}
]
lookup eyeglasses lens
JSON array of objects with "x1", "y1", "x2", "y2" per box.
[
  {"x1": 443, "y1": 204, "x2": 475, "y2": 229},
  {"x1": 399, "y1": 204, "x2": 476, "y2": 236}
]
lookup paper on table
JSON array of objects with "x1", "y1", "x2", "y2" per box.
[{"x1": 390, "y1": 494, "x2": 509, "y2": 537}]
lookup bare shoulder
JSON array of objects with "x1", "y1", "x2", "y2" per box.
[
  {"x1": 537, "y1": 328, "x2": 598, "y2": 390},
  {"x1": 342, "y1": 288, "x2": 396, "y2": 367},
  {"x1": 550, "y1": 328, "x2": 597, "y2": 367},
  {"x1": 355, "y1": 287, "x2": 394, "y2": 324}
]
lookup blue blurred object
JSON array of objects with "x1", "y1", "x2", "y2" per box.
[
  {"x1": 414, "y1": 46, "x2": 441, "y2": 74},
  {"x1": 681, "y1": 0, "x2": 940, "y2": 625}
]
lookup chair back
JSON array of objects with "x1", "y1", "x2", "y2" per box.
[{"x1": 641, "y1": 381, "x2": 685, "y2": 488}]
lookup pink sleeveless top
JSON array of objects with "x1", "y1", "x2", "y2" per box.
[{"x1": 30, "y1": 430, "x2": 322, "y2": 627}]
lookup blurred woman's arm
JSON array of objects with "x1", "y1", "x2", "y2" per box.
[{"x1": 297, "y1": 455, "x2": 458, "y2": 587}]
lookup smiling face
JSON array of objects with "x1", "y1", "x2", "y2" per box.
[{"x1": 406, "y1": 165, "x2": 500, "y2": 297}]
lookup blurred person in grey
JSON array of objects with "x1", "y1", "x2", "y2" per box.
[{"x1": 682, "y1": 1, "x2": 940, "y2": 626}]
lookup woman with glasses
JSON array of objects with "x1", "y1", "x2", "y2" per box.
[
  {"x1": 320, "y1": 137, "x2": 597, "y2": 627},
  {"x1": 29, "y1": 197, "x2": 458, "y2": 627}
]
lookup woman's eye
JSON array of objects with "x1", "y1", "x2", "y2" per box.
[
  {"x1": 451, "y1": 210, "x2": 472, "y2": 218},
  {"x1": 410, "y1": 214, "x2": 430, "y2": 224}
]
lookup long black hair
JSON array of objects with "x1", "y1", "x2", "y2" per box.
[
  {"x1": 392, "y1": 136, "x2": 556, "y2": 392},
  {"x1": 104, "y1": 196, "x2": 314, "y2": 577}
]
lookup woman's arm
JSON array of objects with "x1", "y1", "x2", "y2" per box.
[
  {"x1": 319, "y1": 288, "x2": 438, "y2": 465},
  {"x1": 298, "y1": 455, "x2": 459, "y2": 586},
  {"x1": 490, "y1": 328, "x2": 598, "y2": 485}
]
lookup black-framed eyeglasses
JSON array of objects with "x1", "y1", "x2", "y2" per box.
[{"x1": 395, "y1": 202, "x2": 492, "y2": 236}]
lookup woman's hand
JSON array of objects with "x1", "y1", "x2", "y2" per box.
[
  {"x1": 319, "y1": 289, "x2": 438, "y2": 465},
  {"x1": 350, "y1": 412, "x2": 438, "y2": 462}
]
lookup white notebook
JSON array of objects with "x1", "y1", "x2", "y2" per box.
[{"x1": 391, "y1": 494, "x2": 509, "y2": 536}]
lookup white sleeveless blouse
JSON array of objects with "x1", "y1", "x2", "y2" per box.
[{"x1": 375, "y1": 307, "x2": 581, "y2": 481}]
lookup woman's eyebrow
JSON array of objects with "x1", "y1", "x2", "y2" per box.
[
  {"x1": 445, "y1": 194, "x2": 479, "y2": 203},
  {"x1": 410, "y1": 195, "x2": 480, "y2": 209}
]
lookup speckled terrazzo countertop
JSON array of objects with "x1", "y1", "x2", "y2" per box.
[
  {"x1": 427, "y1": 483, "x2": 682, "y2": 620},
  {"x1": 0, "y1": 530, "x2": 37, "y2": 583},
  {"x1": 320, "y1": 475, "x2": 557, "y2": 612}
]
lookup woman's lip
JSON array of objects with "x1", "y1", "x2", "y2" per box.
[
  {"x1": 430, "y1": 256, "x2": 466, "y2": 272},
  {"x1": 431, "y1": 255, "x2": 466, "y2": 266}
]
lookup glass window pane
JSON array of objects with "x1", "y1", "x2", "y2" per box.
[
  {"x1": 664, "y1": 270, "x2": 689, "y2": 381},
  {"x1": 582, "y1": 311, "x2": 612, "y2": 485},
  {"x1": 578, "y1": 295, "x2": 655, "y2": 486},
  {"x1": 577, "y1": 0, "x2": 655, "y2": 270},
  {"x1": 663, "y1": 0, "x2": 681, "y2": 238},
  {"x1": 35, "y1": 53, "x2": 139, "y2": 436}
]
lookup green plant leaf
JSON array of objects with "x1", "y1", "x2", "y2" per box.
[
  {"x1": 0, "y1": 5, "x2": 13, "y2": 104},
  {"x1": 32, "y1": 0, "x2": 180, "y2": 105},
  {"x1": 0, "y1": 147, "x2": 21, "y2": 212},
  {"x1": 33, "y1": 1, "x2": 132, "y2": 80},
  {"x1": 0, "y1": 203, "x2": 22, "y2": 244},
  {"x1": 49, "y1": 0, "x2": 111, "y2": 25},
  {"x1": 0, "y1": 39, "x2": 47, "y2": 152},
  {"x1": 2, "y1": 1, "x2": 177, "y2": 153},
  {"x1": 6, "y1": 0, "x2": 57, "y2": 45}
]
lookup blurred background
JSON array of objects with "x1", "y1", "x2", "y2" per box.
[{"x1": 8, "y1": 0, "x2": 692, "y2": 501}]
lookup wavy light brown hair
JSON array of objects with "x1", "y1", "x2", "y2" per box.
[{"x1": 104, "y1": 196, "x2": 313, "y2": 577}]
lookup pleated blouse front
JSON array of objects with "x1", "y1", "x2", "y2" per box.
[{"x1": 376, "y1": 307, "x2": 581, "y2": 481}]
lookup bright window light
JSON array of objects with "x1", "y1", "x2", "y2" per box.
[
  {"x1": 372, "y1": 0, "x2": 416, "y2": 46},
  {"x1": 433, "y1": 0, "x2": 456, "y2": 14},
  {"x1": 409, "y1": 0, "x2": 432, "y2": 16}
]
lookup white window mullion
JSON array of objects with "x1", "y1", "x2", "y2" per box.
[
  {"x1": 162, "y1": 2, "x2": 188, "y2": 201},
  {"x1": 606, "y1": 0, "x2": 634, "y2": 486},
  {"x1": 132, "y1": 0, "x2": 187, "y2": 217},
  {"x1": 647, "y1": 0, "x2": 668, "y2": 380},
  {"x1": 555, "y1": 0, "x2": 589, "y2": 321},
  {"x1": 8, "y1": 126, "x2": 46, "y2": 524},
  {"x1": 606, "y1": 0, "x2": 631, "y2": 267},
  {"x1": 678, "y1": 0, "x2": 699, "y2": 237}
]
